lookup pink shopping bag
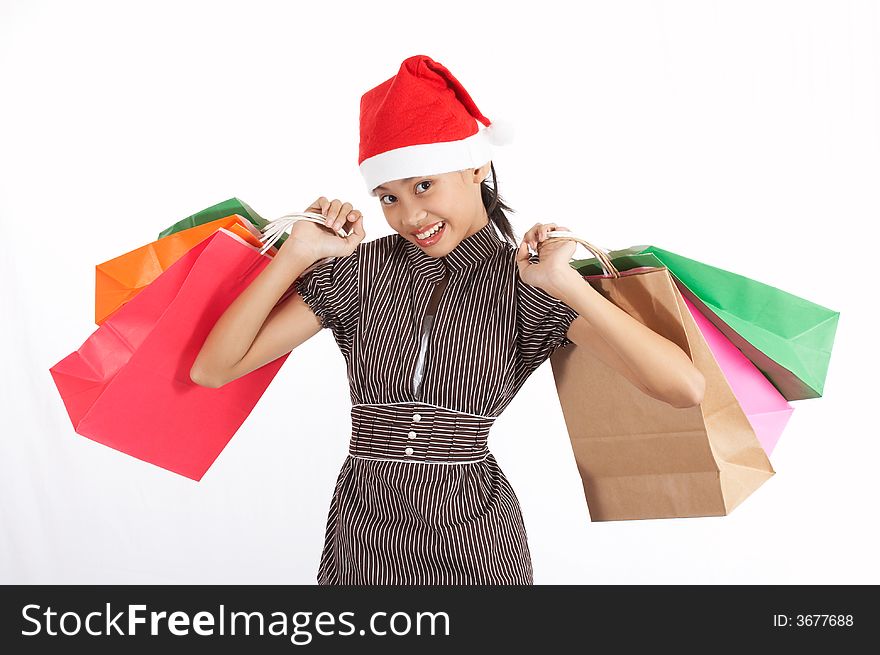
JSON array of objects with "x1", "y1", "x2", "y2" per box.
[
  {"x1": 50, "y1": 229, "x2": 290, "y2": 481},
  {"x1": 682, "y1": 294, "x2": 794, "y2": 455}
]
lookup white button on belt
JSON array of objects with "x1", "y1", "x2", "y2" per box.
[
  {"x1": 407, "y1": 430, "x2": 417, "y2": 439},
  {"x1": 412, "y1": 413, "x2": 421, "y2": 422},
  {"x1": 404, "y1": 447, "x2": 414, "y2": 456}
]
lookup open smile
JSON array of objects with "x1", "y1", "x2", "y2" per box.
[{"x1": 412, "y1": 221, "x2": 446, "y2": 247}]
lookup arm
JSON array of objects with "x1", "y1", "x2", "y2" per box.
[
  {"x1": 189, "y1": 243, "x2": 322, "y2": 388},
  {"x1": 564, "y1": 314, "x2": 656, "y2": 399},
  {"x1": 192, "y1": 196, "x2": 366, "y2": 388},
  {"x1": 550, "y1": 267, "x2": 706, "y2": 408}
]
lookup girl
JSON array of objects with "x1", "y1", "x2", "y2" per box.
[{"x1": 191, "y1": 54, "x2": 705, "y2": 585}]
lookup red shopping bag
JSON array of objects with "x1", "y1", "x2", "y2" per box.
[{"x1": 50, "y1": 229, "x2": 290, "y2": 481}]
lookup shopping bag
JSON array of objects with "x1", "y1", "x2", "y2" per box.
[
  {"x1": 569, "y1": 245, "x2": 839, "y2": 400},
  {"x1": 548, "y1": 233, "x2": 775, "y2": 521},
  {"x1": 157, "y1": 196, "x2": 290, "y2": 253},
  {"x1": 95, "y1": 214, "x2": 265, "y2": 325},
  {"x1": 683, "y1": 293, "x2": 793, "y2": 456},
  {"x1": 158, "y1": 197, "x2": 266, "y2": 238},
  {"x1": 51, "y1": 229, "x2": 289, "y2": 481}
]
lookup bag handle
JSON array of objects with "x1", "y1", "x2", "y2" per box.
[
  {"x1": 259, "y1": 211, "x2": 347, "y2": 253},
  {"x1": 545, "y1": 229, "x2": 621, "y2": 278},
  {"x1": 234, "y1": 211, "x2": 349, "y2": 283},
  {"x1": 258, "y1": 211, "x2": 350, "y2": 276}
]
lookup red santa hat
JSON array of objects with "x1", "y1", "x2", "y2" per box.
[{"x1": 358, "y1": 54, "x2": 514, "y2": 196}]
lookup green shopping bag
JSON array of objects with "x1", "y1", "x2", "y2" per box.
[
  {"x1": 157, "y1": 197, "x2": 287, "y2": 248},
  {"x1": 570, "y1": 245, "x2": 839, "y2": 401}
]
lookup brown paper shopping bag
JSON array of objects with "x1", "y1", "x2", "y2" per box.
[{"x1": 547, "y1": 233, "x2": 775, "y2": 521}]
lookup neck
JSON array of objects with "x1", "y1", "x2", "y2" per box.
[{"x1": 464, "y1": 209, "x2": 491, "y2": 239}]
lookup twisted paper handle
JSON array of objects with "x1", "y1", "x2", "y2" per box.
[{"x1": 545, "y1": 230, "x2": 620, "y2": 278}]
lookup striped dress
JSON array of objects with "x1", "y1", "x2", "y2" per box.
[{"x1": 294, "y1": 220, "x2": 579, "y2": 585}]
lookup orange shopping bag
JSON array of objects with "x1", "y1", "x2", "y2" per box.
[{"x1": 94, "y1": 214, "x2": 266, "y2": 324}]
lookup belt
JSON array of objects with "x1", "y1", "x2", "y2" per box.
[{"x1": 349, "y1": 402, "x2": 495, "y2": 464}]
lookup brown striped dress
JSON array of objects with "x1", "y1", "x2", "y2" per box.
[{"x1": 294, "y1": 221, "x2": 579, "y2": 585}]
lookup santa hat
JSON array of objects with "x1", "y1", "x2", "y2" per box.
[{"x1": 358, "y1": 54, "x2": 514, "y2": 196}]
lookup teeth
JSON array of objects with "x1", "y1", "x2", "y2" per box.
[{"x1": 416, "y1": 222, "x2": 443, "y2": 240}]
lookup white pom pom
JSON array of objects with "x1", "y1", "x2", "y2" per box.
[{"x1": 486, "y1": 118, "x2": 515, "y2": 146}]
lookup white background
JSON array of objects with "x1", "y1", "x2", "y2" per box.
[{"x1": 1, "y1": 0, "x2": 876, "y2": 584}]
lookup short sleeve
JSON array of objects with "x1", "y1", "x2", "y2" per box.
[
  {"x1": 294, "y1": 250, "x2": 359, "y2": 348},
  {"x1": 515, "y1": 257, "x2": 580, "y2": 375}
]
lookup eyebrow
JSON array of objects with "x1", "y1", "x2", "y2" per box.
[{"x1": 375, "y1": 176, "x2": 420, "y2": 192}]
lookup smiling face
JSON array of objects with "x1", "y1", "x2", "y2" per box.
[{"x1": 374, "y1": 162, "x2": 493, "y2": 257}]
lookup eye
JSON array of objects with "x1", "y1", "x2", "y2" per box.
[
  {"x1": 415, "y1": 180, "x2": 432, "y2": 193},
  {"x1": 380, "y1": 194, "x2": 396, "y2": 205}
]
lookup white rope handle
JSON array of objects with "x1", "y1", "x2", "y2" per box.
[
  {"x1": 259, "y1": 211, "x2": 348, "y2": 255},
  {"x1": 258, "y1": 211, "x2": 351, "y2": 276}
]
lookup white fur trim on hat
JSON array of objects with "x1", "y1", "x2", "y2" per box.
[{"x1": 361, "y1": 122, "x2": 500, "y2": 196}]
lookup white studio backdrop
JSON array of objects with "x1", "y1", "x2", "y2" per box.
[{"x1": 1, "y1": 0, "x2": 877, "y2": 584}]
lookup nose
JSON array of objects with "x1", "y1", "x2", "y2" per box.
[{"x1": 399, "y1": 197, "x2": 429, "y2": 232}]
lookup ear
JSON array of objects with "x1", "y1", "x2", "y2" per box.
[{"x1": 473, "y1": 161, "x2": 492, "y2": 184}]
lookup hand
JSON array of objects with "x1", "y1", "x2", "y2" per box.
[
  {"x1": 515, "y1": 222, "x2": 577, "y2": 293},
  {"x1": 279, "y1": 196, "x2": 366, "y2": 263}
]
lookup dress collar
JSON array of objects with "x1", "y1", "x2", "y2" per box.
[{"x1": 402, "y1": 220, "x2": 506, "y2": 276}]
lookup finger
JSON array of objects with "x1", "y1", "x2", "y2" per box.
[
  {"x1": 310, "y1": 197, "x2": 331, "y2": 220},
  {"x1": 330, "y1": 202, "x2": 353, "y2": 231},
  {"x1": 343, "y1": 209, "x2": 362, "y2": 234},
  {"x1": 527, "y1": 224, "x2": 541, "y2": 250},
  {"x1": 515, "y1": 240, "x2": 530, "y2": 272},
  {"x1": 338, "y1": 202, "x2": 354, "y2": 230},
  {"x1": 335, "y1": 204, "x2": 357, "y2": 233},
  {"x1": 348, "y1": 214, "x2": 366, "y2": 244},
  {"x1": 325, "y1": 199, "x2": 344, "y2": 224},
  {"x1": 539, "y1": 223, "x2": 558, "y2": 242},
  {"x1": 338, "y1": 209, "x2": 356, "y2": 235},
  {"x1": 533, "y1": 222, "x2": 555, "y2": 246},
  {"x1": 306, "y1": 196, "x2": 327, "y2": 214},
  {"x1": 322, "y1": 198, "x2": 339, "y2": 226},
  {"x1": 534, "y1": 223, "x2": 546, "y2": 248}
]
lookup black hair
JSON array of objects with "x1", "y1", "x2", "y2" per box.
[{"x1": 480, "y1": 161, "x2": 517, "y2": 247}]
